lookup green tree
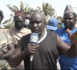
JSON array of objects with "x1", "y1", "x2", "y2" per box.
[
  {"x1": 41, "y1": 2, "x2": 56, "y2": 25},
  {"x1": 2, "y1": 1, "x2": 33, "y2": 28},
  {"x1": 42, "y1": 2, "x2": 55, "y2": 17},
  {"x1": 2, "y1": 1, "x2": 57, "y2": 28},
  {"x1": 56, "y1": 16, "x2": 63, "y2": 29}
]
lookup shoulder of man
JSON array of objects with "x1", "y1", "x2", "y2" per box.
[
  {"x1": 21, "y1": 27, "x2": 31, "y2": 33},
  {"x1": 54, "y1": 28, "x2": 64, "y2": 33},
  {"x1": 7, "y1": 27, "x2": 15, "y2": 33},
  {"x1": 20, "y1": 33, "x2": 31, "y2": 50}
]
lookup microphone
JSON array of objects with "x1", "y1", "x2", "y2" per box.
[{"x1": 29, "y1": 33, "x2": 39, "y2": 61}]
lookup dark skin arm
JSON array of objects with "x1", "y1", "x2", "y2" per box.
[
  {"x1": 57, "y1": 35, "x2": 77, "y2": 58},
  {"x1": 8, "y1": 40, "x2": 39, "y2": 67},
  {"x1": 1, "y1": 43, "x2": 15, "y2": 59},
  {"x1": 57, "y1": 29, "x2": 77, "y2": 58},
  {"x1": 0, "y1": 43, "x2": 15, "y2": 59}
]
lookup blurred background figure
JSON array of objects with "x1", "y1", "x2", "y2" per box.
[
  {"x1": 7, "y1": 10, "x2": 31, "y2": 70},
  {"x1": 0, "y1": 10, "x2": 4, "y2": 25},
  {"x1": 0, "y1": 10, "x2": 14, "y2": 70},
  {"x1": 46, "y1": 18, "x2": 59, "y2": 31},
  {"x1": 61, "y1": 23, "x2": 65, "y2": 28},
  {"x1": 24, "y1": 12, "x2": 31, "y2": 29}
]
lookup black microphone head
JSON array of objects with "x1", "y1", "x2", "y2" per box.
[{"x1": 30, "y1": 33, "x2": 39, "y2": 45}]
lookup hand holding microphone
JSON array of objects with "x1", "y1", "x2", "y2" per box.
[{"x1": 27, "y1": 33, "x2": 39, "y2": 61}]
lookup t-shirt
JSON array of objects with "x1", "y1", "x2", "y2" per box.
[{"x1": 55, "y1": 28, "x2": 77, "y2": 69}]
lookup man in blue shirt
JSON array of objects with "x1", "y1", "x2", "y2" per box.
[{"x1": 55, "y1": 5, "x2": 77, "y2": 69}]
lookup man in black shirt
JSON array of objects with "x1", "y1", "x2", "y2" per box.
[{"x1": 8, "y1": 12, "x2": 77, "y2": 70}]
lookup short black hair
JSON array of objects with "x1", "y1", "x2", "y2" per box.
[{"x1": 0, "y1": 10, "x2": 4, "y2": 21}]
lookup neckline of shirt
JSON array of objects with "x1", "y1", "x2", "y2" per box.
[{"x1": 38, "y1": 29, "x2": 47, "y2": 43}]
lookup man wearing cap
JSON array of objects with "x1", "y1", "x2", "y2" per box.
[
  {"x1": 46, "y1": 18, "x2": 59, "y2": 31},
  {"x1": 7, "y1": 10, "x2": 31, "y2": 69},
  {"x1": 8, "y1": 10, "x2": 31, "y2": 48},
  {"x1": 55, "y1": 5, "x2": 77, "y2": 69}
]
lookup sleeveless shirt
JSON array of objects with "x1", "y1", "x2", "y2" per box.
[{"x1": 21, "y1": 30, "x2": 59, "y2": 70}]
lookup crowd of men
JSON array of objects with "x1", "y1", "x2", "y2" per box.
[{"x1": 0, "y1": 4, "x2": 77, "y2": 70}]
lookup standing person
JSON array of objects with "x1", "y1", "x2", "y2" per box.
[
  {"x1": 0, "y1": 31, "x2": 15, "y2": 70},
  {"x1": 55, "y1": 5, "x2": 77, "y2": 69},
  {"x1": 0, "y1": 10, "x2": 15, "y2": 70},
  {"x1": 8, "y1": 12, "x2": 77, "y2": 70},
  {"x1": 24, "y1": 12, "x2": 31, "y2": 29},
  {"x1": 8, "y1": 10, "x2": 31, "y2": 48},
  {"x1": 46, "y1": 18, "x2": 60, "y2": 69},
  {"x1": 7, "y1": 10, "x2": 31, "y2": 70}
]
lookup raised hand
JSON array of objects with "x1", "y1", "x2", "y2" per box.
[{"x1": 67, "y1": 29, "x2": 77, "y2": 45}]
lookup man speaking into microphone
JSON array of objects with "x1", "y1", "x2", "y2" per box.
[{"x1": 8, "y1": 12, "x2": 77, "y2": 70}]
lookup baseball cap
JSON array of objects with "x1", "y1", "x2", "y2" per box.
[{"x1": 46, "y1": 18, "x2": 59, "y2": 30}]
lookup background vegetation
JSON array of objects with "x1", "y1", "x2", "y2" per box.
[{"x1": 1, "y1": 1, "x2": 63, "y2": 29}]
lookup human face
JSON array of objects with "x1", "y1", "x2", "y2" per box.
[
  {"x1": 14, "y1": 16, "x2": 24, "y2": 30},
  {"x1": 63, "y1": 13, "x2": 76, "y2": 30},
  {"x1": 30, "y1": 13, "x2": 45, "y2": 35}
]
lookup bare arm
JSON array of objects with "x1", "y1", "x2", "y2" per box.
[
  {"x1": 57, "y1": 35, "x2": 77, "y2": 58},
  {"x1": 8, "y1": 38, "x2": 38, "y2": 67},
  {"x1": 1, "y1": 43, "x2": 15, "y2": 59},
  {"x1": 8, "y1": 40, "x2": 29, "y2": 67}
]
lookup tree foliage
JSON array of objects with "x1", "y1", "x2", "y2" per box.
[
  {"x1": 42, "y1": 2, "x2": 55, "y2": 16},
  {"x1": 56, "y1": 16, "x2": 63, "y2": 29},
  {"x1": 2, "y1": 1, "x2": 63, "y2": 29}
]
